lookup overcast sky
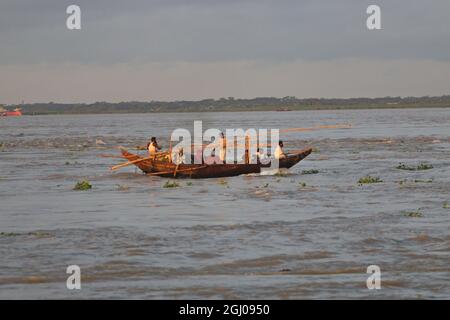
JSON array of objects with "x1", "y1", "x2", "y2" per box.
[{"x1": 1, "y1": 0, "x2": 450, "y2": 104}]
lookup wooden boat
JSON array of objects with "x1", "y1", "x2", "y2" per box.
[{"x1": 120, "y1": 147, "x2": 313, "y2": 179}]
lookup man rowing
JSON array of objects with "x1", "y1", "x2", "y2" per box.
[
  {"x1": 147, "y1": 137, "x2": 161, "y2": 156},
  {"x1": 274, "y1": 141, "x2": 286, "y2": 159},
  {"x1": 219, "y1": 132, "x2": 226, "y2": 163}
]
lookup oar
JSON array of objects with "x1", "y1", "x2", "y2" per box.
[
  {"x1": 110, "y1": 157, "x2": 154, "y2": 171},
  {"x1": 173, "y1": 164, "x2": 180, "y2": 177},
  {"x1": 110, "y1": 150, "x2": 176, "y2": 171}
]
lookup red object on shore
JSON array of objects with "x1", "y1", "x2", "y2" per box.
[{"x1": 1, "y1": 108, "x2": 22, "y2": 116}]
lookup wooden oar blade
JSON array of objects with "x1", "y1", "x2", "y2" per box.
[{"x1": 110, "y1": 157, "x2": 151, "y2": 171}]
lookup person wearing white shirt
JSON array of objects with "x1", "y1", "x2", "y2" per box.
[
  {"x1": 274, "y1": 141, "x2": 286, "y2": 159},
  {"x1": 173, "y1": 147, "x2": 186, "y2": 165},
  {"x1": 218, "y1": 132, "x2": 226, "y2": 163}
]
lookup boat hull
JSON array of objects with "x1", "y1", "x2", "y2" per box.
[
  {"x1": 120, "y1": 148, "x2": 312, "y2": 179},
  {"x1": 1, "y1": 111, "x2": 22, "y2": 117}
]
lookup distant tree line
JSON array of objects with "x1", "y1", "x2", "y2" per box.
[{"x1": 6, "y1": 95, "x2": 450, "y2": 115}]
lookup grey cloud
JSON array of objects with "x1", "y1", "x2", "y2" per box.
[{"x1": 1, "y1": 0, "x2": 450, "y2": 65}]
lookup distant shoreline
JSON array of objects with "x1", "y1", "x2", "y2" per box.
[
  {"x1": 14, "y1": 105, "x2": 450, "y2": 116},
  {"x1": 4, "y1": 96, "x2": 450, "y2": 115}
]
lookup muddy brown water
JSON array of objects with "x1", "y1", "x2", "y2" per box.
[{"x1": 0, "y1": 108, "x2": 449, "y2": 299}]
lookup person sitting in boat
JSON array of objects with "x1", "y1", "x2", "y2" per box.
[
  {"x1": 204, "y1": 149, "x2": 221, "y2": 165},
  {"x1": 219, "y1": 132, "x2": 226, "y2": 163},
  {"x1": 172, "y1": 147, "x2": 186, "y2": 165},
  {"x1": 147, "y1": 137, "x2": 161, "y2": 156},
  {"x1": 253, "y1": 147, "x2": 267, "y2": 163},
  {"x1": 274, "y1": 141, "x2": 286, "y2": 159}
]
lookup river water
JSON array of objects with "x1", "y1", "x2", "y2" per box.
[{"x1": 0, "y1": 108, "x2": 449, "y2": 299}]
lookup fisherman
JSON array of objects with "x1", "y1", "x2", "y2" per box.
[
  {"x1": 218, "y1": 132, "x2": 226, "y2": 163},
  {"x1": 205, "y1": 149, "x2": 221, "y2": 165},
  {"x1": 253, "y1": 147, "x2": 266, "y2": 163},
  {"x1": 274, "y1": 141, "x2": 286, "y2": 159},
  {"x1": 147, "y1": 137, "x2": 161, "y2": 156},
  {"x1": 173, "y1": 147, "x2": 186, "y2": 165}
]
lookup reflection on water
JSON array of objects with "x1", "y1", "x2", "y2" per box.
[{"x1": 0, "y1": 108, "x2": 449, "y2": 299}]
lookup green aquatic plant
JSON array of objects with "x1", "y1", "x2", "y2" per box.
[
  {"x1": 274, "y1": 171, "x2": 288, "y2": 177},
  {"x1": 399, "y1": 179, "x2": 433, "y2": 185},
  {"x1": 66, "y1": 161, "x2": 81, "y2": 166},
  {"x1": 396, "y1": 163, "x2": 433, "y2": 171},
  {"x1": 116, "y1": 184, "x2": 130, "y2": 191},
  {"x1": 358, "y1": 176, "x2": 383, "y2": 184},
  {"x1": 302, "y1": 169, "x2": 319, "y2": 175},
  {"x1": 298, "y1": 182, "x2": 307, "y2": 188},
  {"x1": 404, "y1": 209, "x2": 423, "y2": 218},
  {"x1": 186, "y1": 182, "x2": 193, "y2": 186},
  {"x1": 256, "y1": 183, "x2": 269, "y2": 189},
  {"x1": 73, "y1": 180, "x2": 92, "y2": 191},
  {"x1": 163, "y1": 181, "x2": 179, "y2": 188},
  {"x1": 396, "y1": 163, "x2": 416, "y2": 171},
  {"x1": 444, "y1": 202, "x2": 449, "y2": 209},
  {"x1": 417, "y1": 163, "x2": 433, "y2": 170},
  {"x1": 0, "y1": 232, "x2": 20, "y2": 237},
  {"x1": 28, "y1": 231, "x2": 51, "y2": 238},
  {"x1": 414, "y1": 179, "x2": 433, "y2": 183}
]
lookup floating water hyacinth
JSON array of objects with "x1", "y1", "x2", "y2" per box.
[
  {"x1": 302, "y1": 169, "x2": 319, "y2": 175},
  {"x1": 358, "y1": 176, "x2": 382, "y2": 184},
  {"x1": 163, "y1": 181, "x2": 179, "y2": 188},
  {"x1": 117, "y1": 184, "x2": 130, "y2": 191},
  {"x1": 404, "y1": 209, "x2": 423, "y2": 218},
  {"x1": 73, "y1": 180, "x2": 92, "y2": 191},
  {"x1": 396, "y1": 163, "x2": 433, "y2": 171},
  {"x1": 0, "y1": 232, "x2": 20, "y2": 237},
  {"x1": 274, "y1": 171, "x2": 288, "y2": 177},
  {"x1": 414, "y1": 179, "x2": 433, "y2": 183},
  {"x1": 398, "y1": 179, "x2": 433, "y2": 185},
  {"x1": 28, "y1": 231, "x2": 52, "y2": 238},
  {"x1": 417, "y1": 163, "x2": 434, "y2": 170}
]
